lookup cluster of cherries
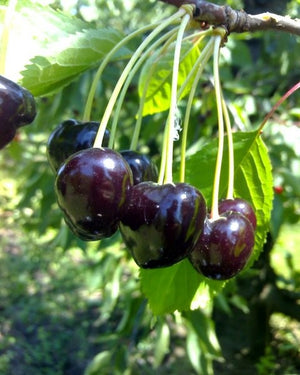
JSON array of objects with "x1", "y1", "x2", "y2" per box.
[
  {"x1": 0, "y1": 78, "x2": 256, "y2": 280},
  {"x1": 0, "y1": 75, "x2": 36, "y2": 149},
  {"x1": 47, "y1": 120, "x2": 256, "y2": 280},
  {"x1": 0, "y1": 8, "x2": 256, "y2": 281}
]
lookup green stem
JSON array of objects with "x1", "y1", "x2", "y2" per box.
[
  {"x1": 93, "y1": 8, "x2": 186, "y2": 149},
  {"x1": 82, "y1": 21, "x2": 163, "y2": 122},
  {"x1": 210, "y1": 34, "x2": 223, "y2": 220},
  {"x1": 129, "y1": 73, "x2": 149, "y2": 151},
  {"x1": 0, "y1": 0, "x2": 17, "y2": 75},
  {"x1": 221, "y1": 93, "x2": 234, "y2": 199},
  {"x1": 130, "y1": 29, "x2": 179, "y2": 151},
  {"x1": 109, "y1": 27, "x2": 179, "y2": 149},
  {"x1": 179, "y1": 37, "x2": 215, "y2": 182},
  {"x1": 163, "y1": 12, "x2": 191, "y2": 184},
  {"x1": 158, "y1": 125, "x2": 169, "y2": 184},
  {"x1": 176, "y1": 28, "x2": 213, "y2": 100}
]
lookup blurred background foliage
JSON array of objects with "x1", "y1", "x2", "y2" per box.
[{"x1": 0, "y1": 0, "x2": 299, "y2": 374}]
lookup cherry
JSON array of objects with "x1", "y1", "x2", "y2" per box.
[
  {"x1": 0, "y1": 75, "x2": 36, "y2": 149},
  {"x1": 273, "y1": 186, "x2": 284, "y2": 195},
  {"x1": 120, "y1": 150, "x2": 158, "y2": 184},
  {"x1": 119, "y1": 181, "x2": 207, "y2": 268},
  {"x1": 55, "y1": 147, "x2": 133, "y2": 240},
  {"x1": 218, "y1": 198, "x2": 257, "y2": 229},
  {"x1": 47, "y1": 119, "x2": 110, "y2": 172},
  {"x1": 189, "y1": 211, "x2": 255, "y2": 280}
]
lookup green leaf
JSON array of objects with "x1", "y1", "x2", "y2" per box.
[
  {"x1": 21, "y1": 28, "x2": 132, "y2": 96},
  {"x1": 153, "y1": 320, "x2": 170, "y2": 368},
  {"x1": 185, "y1": 310, "x2": 222, "y2": 374},
  {"x1": 140, "y1": 130, "x2": 273, "y2": 315},
  {"x1": 1, "y1": 0, "x2": 132, "y2": 95},
  {"x1": 138, "y1": 40, "x2": 201, "y2": 116},
  {"x1": 184, "y1": 310, "x2": 222, "y2": 358},
  {"x1": 186, "y1": 327, "x2": 203, "y2": 374},
  {"x1": 140, "y1": 259, "x2": 224, "y2": 315},
  {"x1": 141, "y1": 259, "x2": 200, "y2": 315},
  {"x1": 233, "y1": 136, "x2": 274, "y2": 266},
  {"x1": 1, "y1": 0, "x2": 90, "y2": 80},
  {"x1": 84, "y1": 351, "x2": 112, "y2": 375}
]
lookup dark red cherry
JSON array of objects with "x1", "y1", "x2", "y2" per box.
[
  {"x1": 189, "y1": 212, "x2": 255, "y2": 280},
  {"x1": 120, "y1": 150, "x2": 158, "y2": 184},
  {"x1": 119, "y1": 182, "x2": 207, "y2": 268},
  {"x1": 47, "y1": 119, "x2": 110, "y2": 172},
  {"x1": 0, "y1": 75, "x2": 36, "y2": 149},
  {"x1": 55, "y1": 147, "x2": 133, "y2": 240},
  {"x1": 218, "y1": 198, "x2": 257, "y2": 229}
]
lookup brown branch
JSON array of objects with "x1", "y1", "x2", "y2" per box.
[{"x1": 160, "y1": 0, "x2": 300, "y2": 36}]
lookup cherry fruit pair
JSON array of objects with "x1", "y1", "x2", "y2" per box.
[
  {"x1": 48, "y1": 119, "x2": 257, "y2": 278},
  {"x1": 48, "y1": 119, "x2": 159, "y2": 239}
]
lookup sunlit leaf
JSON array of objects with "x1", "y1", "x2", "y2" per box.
[
  {"x1": 1, "y1": 0, "x2": 132, "y2": 95},
  {"x1": 184, "y1": 310, "x2": 222, "y2": 358},
  {"x1": 138, "y1": 40, "x2": 201, "y2": 116},
  {"x1": 1, "y1": 0, "x2": 89, "y2": 80},
  {"x1": 21, "y1": 28, "x2": 132, "y2": 96},
  {"x1": 185, "y1": 310, "x2": 222, "y2": 375},
  {"x1": 140, "y1": 259, "x2": 224, "y2": 315}
]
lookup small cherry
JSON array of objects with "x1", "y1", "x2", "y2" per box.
[
  {"x1": 120, "y1": 150, "x2": 158, "y2": 184},
  {"x1": 218, "y1": 198, "x2": 257, "y2": 229},
  {"x1": 47, "y1": 119, "x2": 110, "y2": 172},
  {"x1": 189, "y1": 211, "x2": 255, "y2": 280}
]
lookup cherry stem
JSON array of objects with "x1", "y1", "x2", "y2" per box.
[
  {"x1": 179, "y1": 37, "x2": 215, "y2": 182},
  {"x1": 130, "y1": 29, "x2": 179, "y2": 151},
  {"x1": 131, "y1": 27, "x2": 207, "y2": 152},
  {"x1": 158, "y1": 125, "x2": 169, "y2": 184},
  {"x1": 163, "y1": 11, "x2": 191, "y2": 184},
  {"x1": 221, "y1": 93, "x2": 234, "y2": 200},
  {"x1": 159, "y1": 18, "x2": 211, "y2": 184},
  {"x1": 82, "y1": 21, "x2": 163, "y2": 122},
  {"x1": 93, "y1": 8, "x2": 186, "y2": 149},
  {"x1": 258, "y1": 81, "x2": 300, "y2": 132},
  {"x1": 210, "y1": 31, "x2": 224, "y2": 220},
  {"x1": 176, "y1": 29, "x2": 213, "y2": 99},
  {"x1": 110, "y1": 28, "x2": 179, "y2": 149},
  {"x1": 0, "y1": 0, "x2": 17, "y2": 75}
]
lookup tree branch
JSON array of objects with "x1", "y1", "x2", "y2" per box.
[{"x1": 160, "y1": 0, "x2": 300, "y2": 36}]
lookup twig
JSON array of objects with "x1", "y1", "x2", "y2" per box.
[{"x1": 160, "y1": 0, "x2": 300, "y2": 36}]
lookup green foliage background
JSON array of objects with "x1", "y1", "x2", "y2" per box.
[{"x1": 0, "y1": 0, "x2": 299, "y2": 374}]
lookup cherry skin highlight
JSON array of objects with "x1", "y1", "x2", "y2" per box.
[
  {"x1": 189, "y1": 211, "x2": 255, "y2": 280},
  {"x1": 55, "y1": 147, "x2": 133, "y2": 240},
  {"x1": 119, "y1": 181, "x2": 207, "y2": 268}
]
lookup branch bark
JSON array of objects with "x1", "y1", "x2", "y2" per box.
[{"x1": 160, "y1": 0, "x2": 300, "y2": 36}]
